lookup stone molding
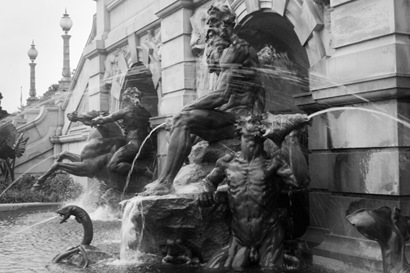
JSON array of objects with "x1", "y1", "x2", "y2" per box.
[
  {"x1": 155, "y1": 0, "x2": 194, "y2": 18},
  {"x1": 16, "y1": 106, "x2": 59, "y2": 132},
  {"x1": 106, "y1": 0, "x2": 126, "y2": 12}
]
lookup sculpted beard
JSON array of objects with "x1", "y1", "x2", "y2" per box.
[{"x1": 205, "y1": 28, "x2": 230, "y2": 74}]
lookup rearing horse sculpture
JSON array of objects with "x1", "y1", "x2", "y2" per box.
[{"x1": 33, "y1": 88, "x2": 155, "y2": 194}]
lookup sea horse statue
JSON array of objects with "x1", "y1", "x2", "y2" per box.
[{"x1": 53, "y1": 205, "x2": 112, "y2": 268}]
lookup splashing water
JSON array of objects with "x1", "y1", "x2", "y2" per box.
[
  {"x1": 122, "y1": 122, "x2": 166, "y2": 199},
  {"x1": 308, "y1": 106, "x2": 410, "y2": 129},
  {"x1": 120, "y1": 196, "x2": 146, "y2": 262},
  {"x1": 0, "y1": 155, "x2": 55, "y2": 199}
]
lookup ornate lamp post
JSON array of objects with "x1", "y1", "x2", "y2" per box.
[
  {"x1": 59, "y1": 9, "x2": 73, "y2": 91},
  {"x1": 27, "y1": 41, "x2": 39, "y2": 104}
]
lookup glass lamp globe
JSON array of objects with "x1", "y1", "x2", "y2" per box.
[
  {"x1": 60, "y1": 10, "x2": 73, "y2": 33},
  {"x1": 27, "y1": 41, "x2": 38, "y2": 62}
]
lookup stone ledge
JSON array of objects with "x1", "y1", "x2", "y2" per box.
[
  {"x1": 0, "y1": 202, "x2": 60, "y2": 212},
  {"x1": 313, "y1": 234, "x2": 383, "y2": 273}
]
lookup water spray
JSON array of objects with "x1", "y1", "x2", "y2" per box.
[{"x1": 121, "y1": 122, "x2": 166, "y2": 200}]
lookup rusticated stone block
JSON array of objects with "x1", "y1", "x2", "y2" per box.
[
  {"x1": 161, "y1": 8, "x2": 193, "y2": 43},
  {"x1": 162, "y1": 61, "x2": 196, "y2": 94},
  {"x1": 294, "y1": 0, "x2": 323, "y2": 46},
  {"x1": 272, "y1": 0, "x2": 288, "y2": 16},
  {"x1": 332, "y1": 0, "x2": 393, "y2": 48},
  {"x1": 310, "y1": 148, "x2": 400, "y2": 195},
  {"x1": 245, "y1": 0, "x2": 259, "y2": 13},
  {"x1": 308, "y1": 100, "x2": 400, "y2": 150}
]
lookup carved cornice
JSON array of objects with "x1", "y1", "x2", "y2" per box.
[
  {"x1": 106, "y1": 0, "x2": 126, "y2": 12},
  {"x1": 84, "y1": 39, "x2": 107, "y2": 60},
  {"x1": 155, "y1": 0, "x2": 194, "y2": 18}
]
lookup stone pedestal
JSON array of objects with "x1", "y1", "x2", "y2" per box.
[{"x1": 122, "y1": 194, "x2": 230, "y2": 261}]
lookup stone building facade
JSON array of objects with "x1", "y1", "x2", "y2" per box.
[{"x1": 32, "y1": 0, "x2": 410, "y2": 271}]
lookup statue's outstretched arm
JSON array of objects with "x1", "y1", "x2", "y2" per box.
[{"x1": 92, "y1": 108, "x2": 127, "y2": 125}]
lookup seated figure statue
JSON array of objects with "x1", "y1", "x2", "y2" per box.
[
  {"x1": 143, "y1": 2, "x2": 264, "y2": 195},
  {"x1": 90, "y1": 87, "x2": 153, "y2": 175},
  {"x1": 199, "y1": 115, "x2": 309, "y2": 270}
]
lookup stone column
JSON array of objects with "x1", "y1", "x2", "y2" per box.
[
  {"x1": 27, "y1": 41, "x2": 39, "y2": 105},
  {"x1": 29, "y1": 62, "x2": 37, "y2": 98},
  {"x1": 61, "y1": 34, "x2": 71, "y2": 79},
  {"x1": 83, "y1": 0, "x2": 110, "y2": 113},
  {"x1": 154, "y1": 0, "x2": 195, "y2": 173},
  {"x1": 58, "y1": 34, "x2": 72, "y2": 91},
  {"x1": 304, "y1": 0, "x2": 410, "y2": 271}
]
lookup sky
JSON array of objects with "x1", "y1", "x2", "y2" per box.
[{"x1": 0, "y1": 0, "x2": 96, "y2": 113}]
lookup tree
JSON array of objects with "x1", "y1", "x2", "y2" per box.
[
  {"x1": 38, "y1": 83, "x2": 60, "y2": 103},
  {"x1": 0, "y1": 92, "x2": 9, "y2": 120},
  {"x1": 0, "y1": 122, "x2": 29, "y2": 181}
]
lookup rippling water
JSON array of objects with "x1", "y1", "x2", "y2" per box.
[
  {"x1": 0, "y1": 206, "x2": 341, "y2": 273},
  {"x1": 0, "y1": 206, "x2": 122, "y2": 273}
]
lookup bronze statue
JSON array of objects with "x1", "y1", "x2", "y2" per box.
[
  {"x1": 346, "y1": 206, "x2": 410, "y2": 273},
  {"x1": 160, "y1": 239, "x2": 203, "y2": 265},
  {"x1": 53, "y1": 205, "x2": 112, "y2": 268},
  {"x1": 33, "y1": 87, "x2": 154, "y2": 193},
  {"x1": 90, "y1": 87, "x2": 153, "y2": 175},
  {"x1": 199, "y1": 115, "x2": 309, "y2": 270},
  {"x1": 143, "y1": 2, "x2": 264, "y2": 195}
]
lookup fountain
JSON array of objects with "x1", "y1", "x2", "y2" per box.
[
  {"x1": 3, "y1": 0, "x2": 410, "y2": 273},
  {"x1": 118, "y1": 2, "x2": 312, "y2": 271}
]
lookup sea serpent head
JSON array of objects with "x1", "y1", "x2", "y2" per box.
[
  {"x1": 57, "y1": 206, "x2": 74, "y2": 224},
  {"x1": 56, "y1": 205, "x2": 88, "y2": 224}
]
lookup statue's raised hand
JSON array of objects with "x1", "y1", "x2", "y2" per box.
[
  {"x1": 199, "y1": 179, "x2": 216, "y2": 207},
  {"x1": 91, "y1": 116, "x2": 105, "y2": 126},
  {"x1": 199, "y1": 190, "x2": 214, "y2": 207}
]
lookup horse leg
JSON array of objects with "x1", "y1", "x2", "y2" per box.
[
  {"x1": 51, "y1": 162, "x2": 93, "y2": 177},
  {"x1": 33, "y1": 161, "x2": 92, "y2": 190},
  {"x1": 56, "y1": 151, "x2": 81, "y2": 162},
  {"x1": 33, "y1": 161, "x2": 61, "y2": 190}
]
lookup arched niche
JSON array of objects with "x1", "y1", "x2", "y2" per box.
[
  {"x1": 120, "y1": 62, "x2": 159, "y2": 117},
  {"x1": 232, "y1": 0, "x2": 328, "y2": 113},
  {"x1": 237, "y1": 10, "x2": 310, "y2": 114}
]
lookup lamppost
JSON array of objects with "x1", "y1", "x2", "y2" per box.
[
  {"x1": 59, "y1": 9, "x2": 73, "y2": 91},
  {"x1": 27, "y1": 41, "x2": 39, "y2": 104}
]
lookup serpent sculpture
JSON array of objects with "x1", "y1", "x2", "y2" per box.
[{"x1": 53, "y1": 205, "x2": 111, "y2": 268}]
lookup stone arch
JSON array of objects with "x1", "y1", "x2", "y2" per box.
[
  {"x1": 233, "y1": 0, "x2": 327, "y2": 67},
  {"x1": 231, "y1": 0, "x2": 328, "y2": 113}
]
